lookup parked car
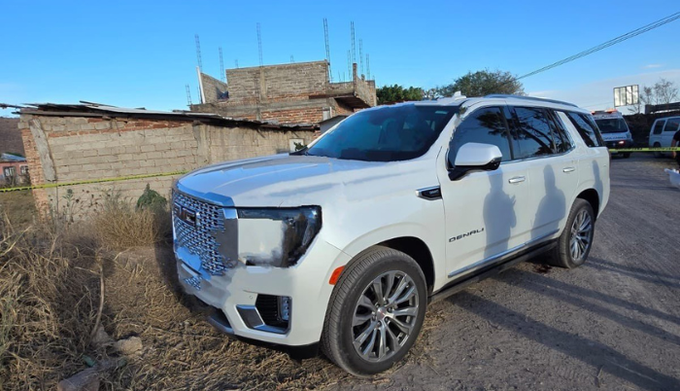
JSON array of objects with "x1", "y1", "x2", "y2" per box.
[
  {"x1": 648, "y1": 115, "x2": 680, "y2": 157},
  {"x1": 172, "y1": 94, "x2": 610, "y2": 375},
  {"x1": 592, "y1": 109, "x2": 634, "y2": 158}
]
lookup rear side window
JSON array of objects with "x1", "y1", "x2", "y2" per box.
[
  {"x1": 547, "y1": 110, "x2": 574, "y2": 153},
  {"x1": 663, "y1": 118, "x2": 680, "y2": 133},
  {"x1": 652, "y1": 120, "x2": 665, "y2": 135},
  {"x1": 565, "y1": 112, "x2": 603, "y2": 147},
  {"x1": 450, "y1": 106, "x2": 513, "y2": 162},
  {"x1": 512, "y1": 107, "x2": 556, "y2": 158}
]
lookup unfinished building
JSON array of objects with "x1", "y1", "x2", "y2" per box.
[{"x1": 190, "y1": 60, "x2": 376, "y2": 124}]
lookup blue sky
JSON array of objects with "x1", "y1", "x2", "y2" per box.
[{"x1": 1, "y1": 1, "x2": 679, "y2": 117}]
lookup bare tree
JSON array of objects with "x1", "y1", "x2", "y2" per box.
[
  {"x1": 633, "y1": 79, "x2": 679, "y2": 113},
  {"x1": 654, "y1": 78, "x2": 679, "y2": 105}
]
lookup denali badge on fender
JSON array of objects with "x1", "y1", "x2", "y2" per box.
[{"x1": 449, "y1": 228, "x2": 485, "y2": 242}]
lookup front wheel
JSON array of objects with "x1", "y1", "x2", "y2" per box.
[
  {"x1": 547, "y1": 199, "x2": 595, "y2": 269},
  {"x1": 653, "y1": 143, "x2": 663, "y2": 158},
  {"x1": 321, "y1": 246, "x2": 427, "y2": 376}
]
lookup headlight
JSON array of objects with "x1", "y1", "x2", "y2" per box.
[{"x1": 236, "y1": 206, "x2": 321, "y2": 267}]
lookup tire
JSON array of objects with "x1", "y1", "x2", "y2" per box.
[
  {"x1": 653, "y1": 143, "x2": 663, "y2": 158},
  {"x1": 547, "y1": 199, "x2": 595, "y2": 269},
  {"x1": 321, "y1": 246, "x2": 427, "y2": 376}
]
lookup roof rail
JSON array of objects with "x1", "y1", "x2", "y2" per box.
[{"x1": 484, "y1": 94, "x2": 578, "y2": 108}]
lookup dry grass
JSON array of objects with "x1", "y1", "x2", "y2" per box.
[
  {"x1": 0, "y1": 190, "x2": 36, "y2": 228},
  {"x1": 0, "y1": 215, "x2": 101, "y2": 390},
  {"x1": 0, "y1": 205, "x2": 354, "y2": 390},
  {"x1": 92, "y1": 191, "x2": 171, "y2": 249}
]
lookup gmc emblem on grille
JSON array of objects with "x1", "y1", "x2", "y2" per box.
[{"x1": 174, "y1": 204, "x2": 199, "y2": 227}]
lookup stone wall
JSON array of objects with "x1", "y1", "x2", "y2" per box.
[{"x1": 19, "y1": 114, "x2": 315, "y2": 218}]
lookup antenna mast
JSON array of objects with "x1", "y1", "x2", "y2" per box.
[
  {"x1": 366, "y1": 54, "x2": 371, "y2": 80},
  {"x1": 195, "y1": 34, "x2": 203, "y2": 71},
  {"x1": 359, "y1": 39, "x2": 364, "y2": 77},
  {"x1": 323, "y1": 18, "x2": 332, "y2": 82},
  {"x1": 256, "y1": 22, "x2": 263, "y2": 66},
  {"x1": 219, "y1": 47, "x2": 225, "y2": 82},
  {"x1": 350, "y1": 22, "x2": 356, "y2": 64}
]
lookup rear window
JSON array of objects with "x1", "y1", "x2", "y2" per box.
[
  {"x1": 565, "y1": 112, "x2": 604, "y2": 148},
  {"x1": 663, "y1": 118, "x2": 680, "y2": 133},
  {"x1": 652, "y1": 120, "x2": 666, "y2": 135}
]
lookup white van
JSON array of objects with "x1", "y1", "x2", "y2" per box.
[{"x1": 649, "y1": 116, "x2": 680, "y2": 157}]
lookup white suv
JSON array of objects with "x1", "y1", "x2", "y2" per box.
[{"x1": 172, "y1": 94, "x2": 610, "y2": 375}]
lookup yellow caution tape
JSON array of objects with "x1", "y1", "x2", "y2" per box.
[
  {"x1": 0, "y1": 170, "x2": 188, "y2": 193},
  {"x1": 609, "y1": 147, "x2": 680, "y2": 152}
]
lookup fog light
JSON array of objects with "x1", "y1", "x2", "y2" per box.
[{"x1": 279, "y1": 296, "x2": 291, "y2": 321}]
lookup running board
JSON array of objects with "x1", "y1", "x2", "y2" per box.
[{"x1": 429, "y1": 240, "x2": 556, "y2": 303}]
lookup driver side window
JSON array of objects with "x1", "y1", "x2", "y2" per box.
[{"x1": 449, "y1": 106, "x2": 513, "y2": 164}]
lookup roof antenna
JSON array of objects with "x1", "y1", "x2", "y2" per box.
[
  {"x1": 323, "y1": 18, "x2": 332, "y2": 82},
  {"x1": 195, "y1": 34, "x2": 202, "y2": 71},
  {"x1": 257, "y1": 23, "x2": 263, "y2": 66},
  {"x1": 185, "y1": 84, "x2": 192, "y2": 106},
  {"x1": 219, "y1": 47, "x2": 225, "y2": 82}
]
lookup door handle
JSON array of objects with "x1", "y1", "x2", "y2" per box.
[
  {"x1": 563, "y1": 167, "x2": 576, "y2": 173},
  {"x1": 508, "y1": 176, "x2": 526, "y2": 184}
]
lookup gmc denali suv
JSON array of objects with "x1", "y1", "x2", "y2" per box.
[{"x1": 172, "y1": 94, "x2": 610, "y2": 375}]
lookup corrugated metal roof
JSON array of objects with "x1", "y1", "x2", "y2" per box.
[{"x1": 18, "y1": 101, "x2": 319, "y2": 130}]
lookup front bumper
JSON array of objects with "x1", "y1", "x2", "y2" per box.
[{"x1": 175, "y1": 238, "x2": 348, "y2": 346}]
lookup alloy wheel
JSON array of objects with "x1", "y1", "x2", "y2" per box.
[
  {"x1": 570, "y1": 209, "x2": 593, "y2": 262},
  {"x1": 351, "y1": 270, "x2": 420, "y2": 363}
]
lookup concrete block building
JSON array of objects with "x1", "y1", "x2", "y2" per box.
[{"x1": 191, "y1": 60, "x2": 376, "y2": 124}]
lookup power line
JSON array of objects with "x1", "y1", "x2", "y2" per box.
[{"x1": 517, "y1": 11, "x2": 680, "y2": 80}]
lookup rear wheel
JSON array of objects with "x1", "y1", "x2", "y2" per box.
[
  {"x1": 547, "y1": 199, "x2": 595, "y2": 269},
  {"x1": 321, "y1": 246, "x2": 427, "y2": 376}
]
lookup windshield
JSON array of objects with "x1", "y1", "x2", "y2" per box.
[
  {"x1": 303, "y1": 104, "x2": 457, "y2": 161},
  {"x1": 594, "y1": 118, "x2": 629, "y2": 133}
]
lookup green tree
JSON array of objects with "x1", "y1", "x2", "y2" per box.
[
  {"x1": 435, "y1": 70, "x2": 524, "y2": 98},
  {"x1": 376, "y1": 85, "x2": 424, "y2": 105}
]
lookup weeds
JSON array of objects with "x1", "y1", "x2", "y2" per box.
[{"x1": 93, "y1": 190, "x2": 171, "y2": 249}]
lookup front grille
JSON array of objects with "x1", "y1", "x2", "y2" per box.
[{"x1": 173, "y1": 191, "x2": 231, "y2": 275}]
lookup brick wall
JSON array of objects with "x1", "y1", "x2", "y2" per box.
[
  {"x1": 226, "y1": 61, "x2": 328, "y2": 103},
  {"x1": 18, "y1": 114, "x2": 315, "y2": 218},
  {"x1": 200, "y1": 73, "x2": 229, "y2": 104}
]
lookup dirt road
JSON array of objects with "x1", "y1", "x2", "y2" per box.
[{"x1": 326, "y1": 155, "x2": 680, "y2": 391}]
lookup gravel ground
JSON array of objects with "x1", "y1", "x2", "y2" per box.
[{"x1": 327, "y1": 154, "x2": 680, "y2": 391}]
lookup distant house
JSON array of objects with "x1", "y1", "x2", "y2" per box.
[{"x1": 0, "y1": 153, "x2": 28, "y2": 185}]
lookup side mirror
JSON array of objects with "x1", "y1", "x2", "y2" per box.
[{"x1": 448, "y1": 142, "x2": 502, "y2": 181}]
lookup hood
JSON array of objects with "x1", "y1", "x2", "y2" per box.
[{"x1": 176, "y1": 154, "x2": 423, "y2": 207}]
